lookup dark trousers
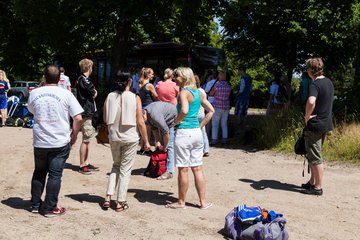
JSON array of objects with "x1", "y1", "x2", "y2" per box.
[{"x1": 31, "y1": 143, "x2": 70, "y2": 212}]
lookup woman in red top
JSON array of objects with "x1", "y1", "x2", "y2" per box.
[{"x1": 155, "y1": 68, "x2": 179, "y2": 105}]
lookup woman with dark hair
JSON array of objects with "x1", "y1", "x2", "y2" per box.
[{"x1": 102, "y1": 71, "x2": 150, "y2": 212}]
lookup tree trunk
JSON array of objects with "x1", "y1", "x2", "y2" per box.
[{"x1": 109, "y1": 20, "x2": 132, "y2": 84}]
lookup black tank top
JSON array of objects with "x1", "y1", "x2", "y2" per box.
[{"x1": 139, "y1": 83, "x2": 154, "y2": 108}]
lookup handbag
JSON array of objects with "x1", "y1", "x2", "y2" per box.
[
  {"x1": 96, "y1": 124, "x2": 109, "y2": 144},
  {"x1": 294, "y1": 131, "x2": 306, "y2": 155}
]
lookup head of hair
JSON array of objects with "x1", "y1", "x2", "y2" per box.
[
  {"x1": 44, "y1": 65, "x2": 60, "y2": 84},
  {"x1": 114, "y1": 71, "x2": 131, "y2": 94},
  {"x1": 59, "y1": 67, "x2": 65, "y2": 73},
  {"x1": 0, "y1": 70, "x2": 9, "y2": 82},
  {"x1": 79, "y1": 58, "x2": 93, "y2": 73},
  {"x1": 218, "y1": 71, "x2": 226, "y2": 81},
  {"x1": 138, "y1": 67, "x2": 153, "y2": 88},
  {"x1": 163, "y1": 68, "x2": 173, "y2": 80},
  {"x1": 194, "y1": 74, "x2": 201, "y2": 88},
  {"x1": 306, "y1": 58, "x2": 324, "y2": 77},
  {"x1": 174, "y1": 67, "x2": 196, "y2": 89}
]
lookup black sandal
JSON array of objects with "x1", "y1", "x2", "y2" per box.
[{"x1": 115, "y1": 201, "x2": 129, "y2": 212}]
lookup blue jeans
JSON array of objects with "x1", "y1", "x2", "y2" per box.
[
  {"x1": 166, "y1": 127, "x2": 175, "y2": 173},
  {"x1": 212, "y1": 108, "x2": 229, "y2": 143},
  {"x1": 31, "y1": 143, "x2": 70, "y2": 212}
]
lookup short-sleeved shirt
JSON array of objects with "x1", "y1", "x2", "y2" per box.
[
  {"x1": 212, "y1": 80, "x2": 231, "y2": 110},
  {"x1": 307, "y1": 76, "x2": 334, "y2": 133},
  {"x1": 58, "y1": 73, "x2": 71, "y2": 89},
  {"x1": 204, "y1": 79, "x2": 217, "y2": 103},
  {"x1": 144, "y1": 101, "x2": 177, "y2": 134},
  {"x1": 0, "y1": 80, "x2": 9, "y2": 95},
  {"x1": 155, "y1": 80, "x2": 179, "y2": 105},
  {"x1": 28, "y1": 86, "x2": 84, "y2": 148}
]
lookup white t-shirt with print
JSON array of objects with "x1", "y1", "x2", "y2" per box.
[
  {"x1": 58, "y1": 73, "x2": 71, "y2": 89},
  {"x1": 28, "y1": 86, "x2": 84, "y2": 148}
]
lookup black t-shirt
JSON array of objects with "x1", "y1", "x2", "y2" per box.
[{"x1": 307, "y1": 76, "x2": 334, "y2": 133}]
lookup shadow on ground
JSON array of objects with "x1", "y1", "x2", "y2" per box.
[
  {"x1": 240, "y1": 178, "x2": 301, "y2": 193},
  {"x1": 131, "y1": 168, "x2": 147, "y2": 176},
  {"x1": 1, "y1": 197, "x2": 31, "y2": 211},
  {"x1": 128, "y1": 188, "x2": 199, "y2": 208},
  {"x1": 64, "y1": 163, "x2": 79, "y2": 172}
]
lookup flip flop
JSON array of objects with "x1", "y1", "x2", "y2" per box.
[
  {"x1": 165, "y1": 203, "x2": 186, "y2": 210},
  {"x1": 200, "y1": 202, "x2": 213, "y2": 210}
]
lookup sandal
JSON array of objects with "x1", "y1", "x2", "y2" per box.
[
  {"x1": 102, "y1": 195, "x2": 111, "y2": 209},
  {"x1": 102, "y1": 200, "x2": 110, "y2": 209},
  {"x1": 115, "y1": 201, "x2": 129, "y2": 212}
]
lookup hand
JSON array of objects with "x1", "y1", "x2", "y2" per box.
[
  {"x1": 143, "y1": 142, "x2": 151, "y2": 152},
  {"x1": 70, "y1": 133, "x2": 78, "y2": 149}
]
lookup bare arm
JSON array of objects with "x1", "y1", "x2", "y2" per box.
[
  {"x1": 147, "y1": 84, "x2": 158, "y2": 100},
  {"x1": 174, "y1": 90, "x2": 189, "y2": 125},
  {"x1": 136, "y1": 96, "x2": 150, "y2": 151},
  {"x1": 305, "y1": 96, "x2": 316, "y2": 124},
  {"x1": 199, "y1": 90, "x2": 214, "y2": 129},
  {"x1": 70, "y1": 114, "x2": 82, "y2": 148}
]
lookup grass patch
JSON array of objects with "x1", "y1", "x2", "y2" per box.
[{"x1": 247, "y1": 108, "x2": 360, "y2": 164}]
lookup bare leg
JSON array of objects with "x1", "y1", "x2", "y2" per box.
[
  {"x1": 1, "y1": 109, "x2": 6, "y2": 125},
  {"x1": 79, "y1": 142, "x2": 90, "y2": 167},
  {"x1": 166, "y1": 167, "x2": 188, "y2": 208},
  {"x1": 310, "y1": 163, "x2": 324, "y2": 189},
  {"x1": 191, "y1": 166, "x2": 208, "y2": 207}
]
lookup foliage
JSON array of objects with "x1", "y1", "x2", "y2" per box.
[
  {"x1": 246, "y1": 107, "x2": 360, "y2": 164},
  {"x1": 0, "y1": 0, "x2": 219, "y2": 81}
]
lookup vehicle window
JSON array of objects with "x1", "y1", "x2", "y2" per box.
[
  {"x1": 21, "y1": 83, "x2": 26, "y2": 87},
  {"x1": 28, "y1": 82, "x2": 38, "y2": 87},
  {"x1": 14, "y1": 82, "x2": 21, "y2": 87}
]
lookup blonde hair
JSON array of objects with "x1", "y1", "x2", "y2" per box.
[
  {"x1": 163, "y1": 68, "x2": 173, "y2": 80},
  {"x1": 79, "y1": 58, "x2": 93, "y2": 73},
  {"x1": 306, "y1": 58, "x2": 324, "y2": 77},
  {"x1": 138, "y1": 67, "x2": 153, "y2": 89},
  {"x1": 0, "y1": 70, "x2": 9, "y2": 82},
  {"x1": 174, "y1": 67, "x2": 196, "y2": 89}
]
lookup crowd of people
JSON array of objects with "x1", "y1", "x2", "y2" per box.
[{"x1": 0, "y1": 56, "x2": 333, "y2": 218}]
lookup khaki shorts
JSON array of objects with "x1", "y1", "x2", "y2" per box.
[
  {"x1": 81, "y1": 117, "x2": 96, "y2": 142},
  {"x1": 304, "y1": 130, "x2": 326, "y2": 165}
]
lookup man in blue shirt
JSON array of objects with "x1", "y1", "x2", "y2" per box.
[{"x1": 235, "y1": 65, "x2": 252, "y2": 128}]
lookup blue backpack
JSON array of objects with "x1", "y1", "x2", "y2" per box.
[{"x1": 224, "y1": 205, "x2": 289, "y2": 240}]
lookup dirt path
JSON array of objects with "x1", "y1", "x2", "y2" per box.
[{"x1": 0, "y1": 127, "x2": 359, "y2": 240}]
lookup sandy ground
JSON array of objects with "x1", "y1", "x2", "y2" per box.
[{"x1": 0, "y1": 126, "x2": 359, "y2": 240}]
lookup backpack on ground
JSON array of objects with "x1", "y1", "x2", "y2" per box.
[
  {"x1": 224, "y1": 205, "x2": 289, "y2": 240},
  {"x1": 143, "y1": 149, "x2": 167, "y2": 178}
]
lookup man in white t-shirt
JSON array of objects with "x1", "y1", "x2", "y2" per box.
[
  {"x1": 28, "y1": 65, "x2": 83, "y2": 218},
  {"x1": 58, "y1": 67, "x2": 71, "y2": 91}
]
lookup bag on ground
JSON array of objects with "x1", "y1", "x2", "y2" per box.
[
  {"x1": 144, "y1": 149, "x2": 167, "y2": 178},
  {"x1": 5, "y1": 117, "x2": 25, "y2": 127},
  {"x1": 224, "y1": 205, "x2": 289, "y2": 240}
]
